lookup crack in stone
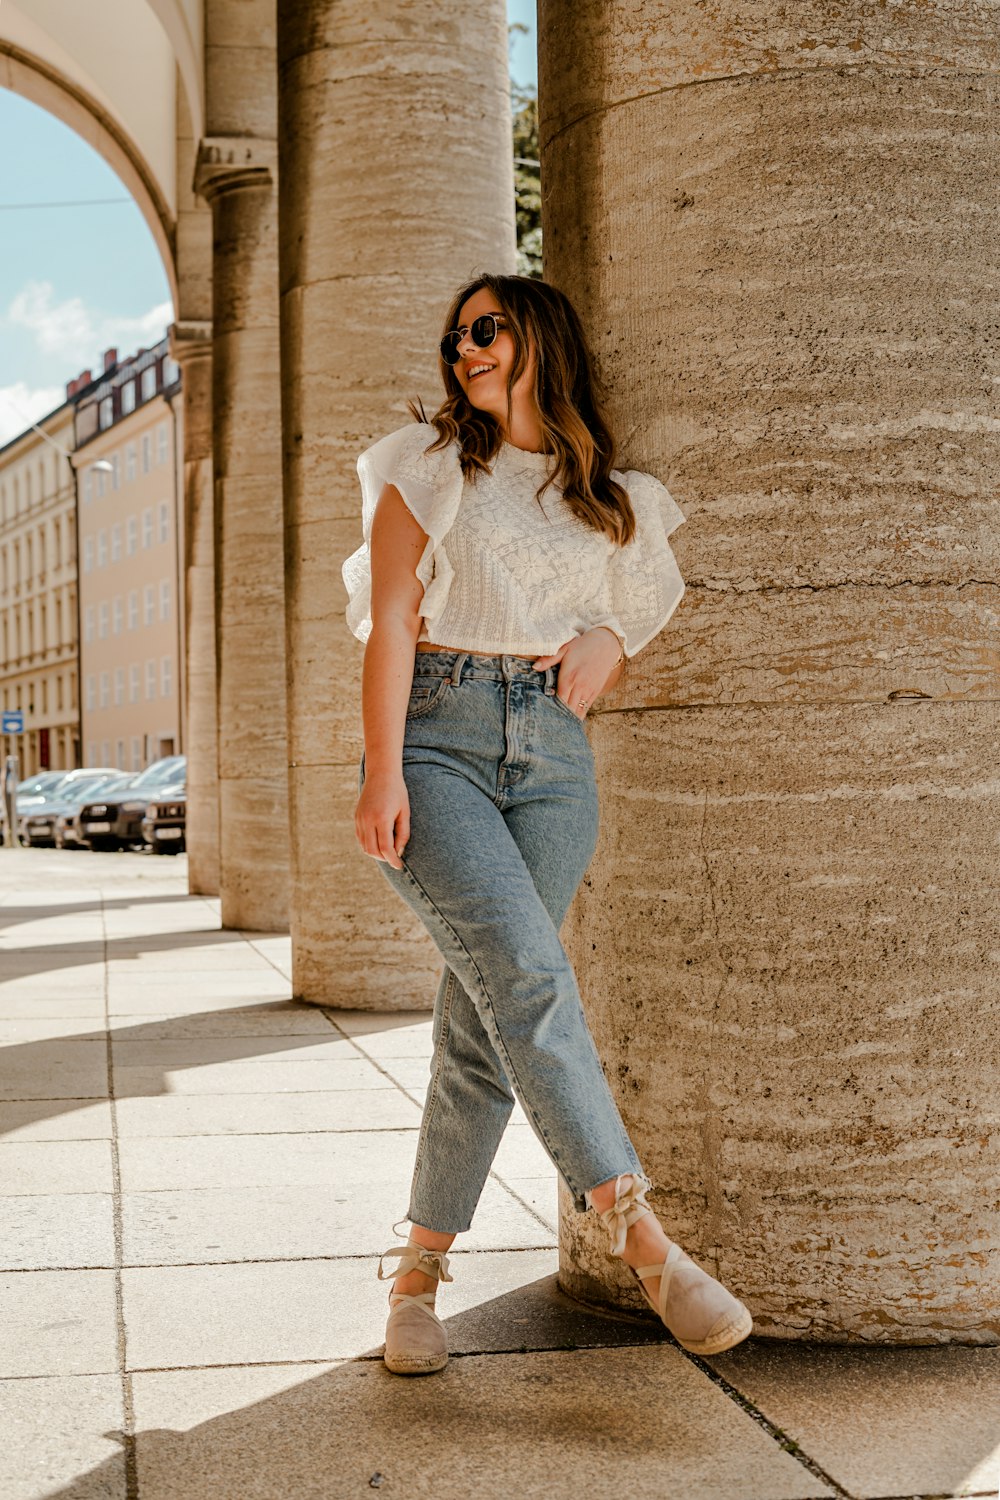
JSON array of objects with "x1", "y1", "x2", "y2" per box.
[{"x1": 684, "y1": 578, "x2": 998, "y2": 594}]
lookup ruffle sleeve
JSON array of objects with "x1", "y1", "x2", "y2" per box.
[
  {"x1": 342, "y1": 422, "x2": 464, "y2": 644},
  {"x1": 589, "y1": 470, "x2": 686, "y2": 657}
]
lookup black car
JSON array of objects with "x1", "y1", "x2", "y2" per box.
[
  {"x1": 77, "y1": 755, "x2": 187, "y2": 852},
  {"x1": 141, "y1": 783, "x2": 187, "y2": 853}
]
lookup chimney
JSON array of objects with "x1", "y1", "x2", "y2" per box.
[
  {"x1": 66, "y1": 370, "x2": 93, "y2": 398},
  {"x1": 103, "y1": 347, "x2": 118, "y2": 372}
]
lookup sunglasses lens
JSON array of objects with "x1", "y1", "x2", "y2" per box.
[
  {"x1": 439, "y1": 331, "x2": 462, "y2": 366},
  {"x1": 471, "y1": 315, "x2": 499, "y2": 349}
]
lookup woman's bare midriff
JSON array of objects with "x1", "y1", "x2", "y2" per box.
[{"x1": 415, "y1": 642, "x2": 534, "y2": 657}]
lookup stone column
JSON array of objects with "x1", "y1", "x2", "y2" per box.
[
  {"x1": 168, "y1": 322, "x2": 219, "y2": 895},
  {"x1": 276, "y1": 1, "x2": 516, "y2": 1005},
  {"x1": 194, "y1": 136, "x2": 289, "y2": 931},
  {"x1": 541, "y1": 2, "x2": 1000, "y2": 1342}
]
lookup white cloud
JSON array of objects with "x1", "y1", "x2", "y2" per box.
[
  {"x1": 6, "y1": 280, "x2": 174, "y2": 371},
  {"x1": 0, "y1": 382, "x2": 65, "y2": 448}
]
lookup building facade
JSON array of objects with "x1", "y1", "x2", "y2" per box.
[
  {"x1": 73, "y1": 338, "x2": 184, "y2": 771},
  {"x1": 0, "y1": 405, "x2": 79, "y2": 777}
]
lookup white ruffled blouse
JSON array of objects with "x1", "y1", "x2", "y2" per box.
[{"x1": 342, "y1": 422, "x2": 685, "y2": 658}]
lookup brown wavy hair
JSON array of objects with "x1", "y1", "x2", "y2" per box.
[{"x1": 408, "y1": 273, "x2": 636, "y2": 545}]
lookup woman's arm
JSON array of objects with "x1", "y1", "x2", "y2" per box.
[{"x1": 354, "y1": 483, "x2": 428, "y2": 870}]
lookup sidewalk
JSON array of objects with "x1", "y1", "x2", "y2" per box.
[{"x1": 1, "y1": 849, "x2": 997, "y2": 1500}]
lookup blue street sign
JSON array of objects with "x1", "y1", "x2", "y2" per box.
[{"x1": 2, "y1": 712, "x2": 23, "y2": 734}]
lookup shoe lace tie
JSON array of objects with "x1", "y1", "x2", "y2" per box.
[
  {"x1": 598, "y1": 1173, "x2": 654, "y2": 1259},
  {"x1": 377, "y1": 1244, "x2": 454, "y2": 1284}
]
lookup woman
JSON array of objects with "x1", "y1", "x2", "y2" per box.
[{"x1": 343, "y1": 273, "x2": 752, "y2": 1375}]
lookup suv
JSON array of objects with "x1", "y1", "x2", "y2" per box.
[
  {"x1": 77, "y1": 755, "x2": 187, "y2": 852},
  {"x1": 19, "y1": 771, "x2": 122, "y2": 848}
]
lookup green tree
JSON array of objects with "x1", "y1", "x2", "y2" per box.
[{"x1": 509, "y1": 22, "x2": 541, "y2": 278}]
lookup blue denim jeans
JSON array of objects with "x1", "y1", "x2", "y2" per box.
[{"x1": 361, "y1": 649, "x2": 647, "y2": 1235}]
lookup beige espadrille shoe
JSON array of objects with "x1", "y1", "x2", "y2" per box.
[
  {"x1": 377, "y1": 1241, "x2": 454, "y2": 1375},
  {"x1": 598, "y1": 1173, "x2": 753, "y2": 1356}
]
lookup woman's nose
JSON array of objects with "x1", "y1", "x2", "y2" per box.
[{"x1": 455, "y1": 329, "x2": 478, "y2": 360}]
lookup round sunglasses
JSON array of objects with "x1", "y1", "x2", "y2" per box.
[{"x1": 439, "y1": 313, "x2": 507, "y2": 367}]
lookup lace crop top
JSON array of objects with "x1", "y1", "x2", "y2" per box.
[{"x1": 342, "y1": 422, "x2": 685, "y2": 658}]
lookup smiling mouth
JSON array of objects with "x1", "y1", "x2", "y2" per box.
[{"x1": 467, "y1": 364, "x2": 497, "y2": 381}]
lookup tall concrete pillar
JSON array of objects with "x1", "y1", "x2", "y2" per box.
[
  {"x1": 541, "y1": 2, "x2": 1000, "y2": 1342},
  {"x1": 276, "y1": 1, "x2": 516, "y2": 1005},
  {"x1": 195, "y1": 2, "x2": 289, "y2": 931},
  {"x1": 168, "y1": 323, "x2": 219, "y2": 895}
]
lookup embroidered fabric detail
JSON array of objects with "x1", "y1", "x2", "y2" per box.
[{"x1": 342, "y1": 423, "x2": 686, "y2": 658}]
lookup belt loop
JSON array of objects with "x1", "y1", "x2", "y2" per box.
[
  {"x1": 449, "y1": 652, "x2": 468, "y2": 687},
  {"x1": 545, "y1": 665, "x2": 557, "y2": 695}
]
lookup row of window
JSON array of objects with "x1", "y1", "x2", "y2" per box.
[
  {"x1": 84, "y1": 581, "x2": 171, "y2": 640},
  {"x1": 2, "y1": 672, "x2": 75, "y2": 717},
  {"x1": 82, "y1": 423, "x2": 170, "y2": 501},
  {"x1": 0, "y1": 452, "x2": 72, "y2": 522},
  {"x1": 3, "y1": 592, "x2": 75, "y2": 660},
  {"x1": 86, "y1": 658, "x2": 174, "y2": 709},
  {"x1": 82, "y1": 503, "x2": 171, "y2": 571},
  {"x1": 86, "y1": 737, "x2": 155, "y2": 774},
  {"x1": 1, "y1": 516, "x2": 74, "y2": 588}
]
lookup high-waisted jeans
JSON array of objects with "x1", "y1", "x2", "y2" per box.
[{"x1": 360, "y1": 649, "x2": 648, "y2": 1235}]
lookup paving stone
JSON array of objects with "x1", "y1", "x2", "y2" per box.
[
  {"x1": 117, "y1": 1127, "x2": 422, "y2": 1191},
  {"x1": 0, "y1": 1269, "x2": 118, "y2": 1377},
  {"x1": 710, "y1": 1339, "x2": 1000, "y2": 1498},
  {"x1": 490, "y1": 1123, "x2": 555, "y2": 1179},
  {"x1": 106, "y1": 1007, "x2": 333, "y2": 1040},
  {"x1": 336, "y1": 1022, "x2": 435, "y2": 1059},
  {"x1": 1, "y1": 1193, "x2": 115, "y2": 1270},
  {"x1": 0, "y1": 1374, "x2": 126, "y2": 1500},
  {"x1": 113, "y1": 1057, "x2": 398, "y2": 1097},
  {"x1": 112, "y1": 1089, "x2": 420, "y2": 1138},
  {"x1": 0, "y1": 1138, "x2": 113, "y2": 1194},
  {"x1": 0, "y1": 1039, "x2": 108, "y2": 1100},
  {"x1": 496, "y1": 1175, "x2": 559, "y2": 1231},
  {"x1": 121, "y1": 1175, "x2": 554, "y2": 1266},
  {"x1": 0, "y1": 990, "x2": 105, "y2": 1019},
  {"x1": 0, "y1": 1018, "x2": 108, "y2": 1041},
  {"x1": 131, "y1": 1344, "x2": 827, "y2": 1500},
  {"x1": 0, "y1": 1100, "x2": 113, "y2": 1142},
  {"x1": 111, "y1": 1036, "x2": 354, "y2": 1068}
]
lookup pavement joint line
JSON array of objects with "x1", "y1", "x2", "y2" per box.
[
  {"x1": 2, "y1": 1246, "x2": 561, "y2": 1273},
  {"x1": 680, "y1": 1346, "x2": 855, "y2": 1499},
  {"x1": 486, "y1": 1165, "x2": 559, "y2": 1236},
  {"x1": 100, "y1": 888, "x2": 140, "y2": 1500}
]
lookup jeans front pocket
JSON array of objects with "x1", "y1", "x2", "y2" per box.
[
  {"x1": 548, "y1": 690, "x2": 587, "y2": 726},
  {"x1": 405, "y1": 676, "x2": 451, "y2": 721}
]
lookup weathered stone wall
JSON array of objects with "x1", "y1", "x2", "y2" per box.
[
  {"x1": 541, "y1": 0, "x2": 1000, "y2": 1341},
  {"x1": 276, "y1": 0, "x2": 516, "y2": 1005}
]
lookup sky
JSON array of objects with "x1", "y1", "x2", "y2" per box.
[{"x1": 0, "y1": 0, "x2": 537, "y2": 447}]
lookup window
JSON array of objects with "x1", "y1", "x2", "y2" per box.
[
  {"x1": 157, "y1": 421, "x2": 169, "y2": 464},
  {"x1": 97, "y1": 530, "x2": 107, "y2": 567},
  {"x1": 158, "y1": 501, "x2": 170, "y2": 543},
  {"x1": 131, "y1": 736, "x2": 142, "y2": 771},
  {"x1": 111, "y1": 453, "x2": 121, "y2": 490},
  {"x1": 141, "y1": 366, "x2": 157, "y2": 402},
  {"x1": 56, "y1": 675, "x2": 63, "y2": 712},
  {"x1": 145, "y1": 659, "x2": 156, "y2": 700},
  {"x1": 111, "y1": 523, "x2": 122, "y2": 562},
  {"x1": 121, "y1": 382, "x2": 135, "y2": 416},
  {"x1": 101, "y1": 740, "x2": 111, "y2": 765},
  {"x1": 144, "y1": 584, "x2": 155, "y2": 626},
  {"x1": 161, "y1": 655, "x2": 172, "y2": 697},
  {"x1": 114, "y1": 668, "x2": 125, "y2": 707},
  {"x1": 125, "y1": 443, "x2": 136, "y2": 482},
  {"x1": 142, "y1": 508, "x2": 153, "y2": 548},
  {"x1": 116, "y1": 738, "x2": 126, "y2": 767},
  {"x1": 99, "y1": 396, "x2": 113, "y2": 430},
  {"x1": 99, "y1": 671, "x2": 110, "y2": 708},
  {"x1": 113, "y1": 597, "x2": 123, "y2": 636},
  {"x1": 83, "y1": 471, "x2": 93, "y2": 505},
  {"x1": 163, "y1": 356, "x2": 179, "y2": 387},
  {"x1": 87, "y1": 740, "x2": 97, "y2": 763},
  {"x1": 141, "y1": 434, "x2": 151, "y2": 473},
  {"x1": 159, "y1": 579, "x2": 171, "y2": 621},
  {"x1": 128, "y1": 590, "x2": 139, "y2": 631},
  {"x1": 84, "y1": 606, "x2": 95, "y2": 644},
  {"x1": 98, "y1": 602, "x2": 109, "y2": 639},
  {"x1": 127, "y1": 516, "x2": 138, "y2": 555},
  {"x1": 129, "y1": 664, "x2": 140, "y2": 704},
  {"x1": 96, "y1": 466, "x2": 107, "y2": 499}
]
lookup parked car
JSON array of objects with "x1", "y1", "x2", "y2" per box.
[
  {"x1": 141, "y1": 783, "x2": 187, "y2": 853},
  {"x1": 14, "y1": 771, "x2": 66, "y2": 812},
  {"x1": 19, "y1": 772, "x2": 124, "y2": 848},
  {"x1": 76, "y1": 755, "x2": 186, "y2": 852},
  {"x1": 55, "y1": 774, "x2": 136, "y2": 850}
]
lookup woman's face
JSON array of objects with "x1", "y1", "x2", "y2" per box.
[{"x1": 449, "y1": 286, "x2": 537, "y2": 424}]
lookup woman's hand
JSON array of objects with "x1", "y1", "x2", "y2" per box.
[
  {"x1": 355, "y1": 771, "x2": 410, "y2": 870},
  {"x1": 532, "y1": 627, "x2": 624, "y2": 718}
]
